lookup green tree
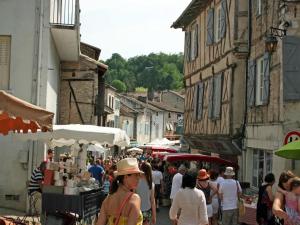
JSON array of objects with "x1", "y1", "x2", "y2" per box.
[{"x1": 111, "y1": 79, "x2": 127, "y2": 93}]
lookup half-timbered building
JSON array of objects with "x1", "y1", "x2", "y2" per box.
[
  {"x1": 172, "y1": 0, "x2": 249, "y2": 163},
  {"x1": 245, "y1": 0, "x2": 300, "y2": 188}
]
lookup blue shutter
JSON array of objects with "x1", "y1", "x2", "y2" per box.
[
  {"x1": 262, "y1": 52, "x2": 270, "y2": 105},
  {"x1": 220, "y1": 0, "x2": 227, "y2": 38},
  {"x1": 283, "y1": 36, "x2": 300, "y2": 101},
  {"x1": 197, "y1": 82, "x2": 204, "y2": 120},
  {"x1": 247, "y1": 60, "x2": 256, "y2": 107},
  {"x1": 194, "y1": 24, "x2": 199, "y2": 58},
  {"x1": 213, "y1": 73, "x2": 223, "y2": 119},
  {"x1": 207, "y1": 9, "x2": 214, "y2": 45},
  {"x1": 193, "y1": 85, "x2": 199, "y2": 119},
  {"x1": 208, "y1": 78, "x2": 214, "y2": 118}
]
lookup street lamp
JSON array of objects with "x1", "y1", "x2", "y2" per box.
[{"x1": 265, "y1": 34, "x2": 278, "y2": 53}]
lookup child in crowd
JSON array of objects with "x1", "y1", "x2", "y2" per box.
[
  {"x1": 278, "y1": 177, "x2": 300, "y2": 225},
  {"x1": 103, "y1": 174, "x2": 111, "y2": 195}
]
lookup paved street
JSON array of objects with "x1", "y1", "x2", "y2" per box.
[{"x1": 156, "y1": 206, "x2": 172, "y2": 225}]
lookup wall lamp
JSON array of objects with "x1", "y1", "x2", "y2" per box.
[{"x1": 265, "y1": 27, "x2": 287, "y2": 53}]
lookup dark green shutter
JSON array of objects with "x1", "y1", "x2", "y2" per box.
[
  {"x1": 262, "y1": 52, "x2": 270, "y2": 105},
  {"x1": 220, "y1": 0, "x2": 227, "y2": 38},
  {"x1": 194, "y1": 24, "x2": 199, "y2": 58},
  {"x1": 283, "y1": 36, "x2": 300, "y2": 101},
  {"x1": 213, "y1": 73, "x2": 223, "y2": 119},
  {"x1": 247, "y1": 60, "x2": 256, "y2": 107},
  {"x1": 197, "y1": 82, "x2": 204, "y2": 120},
  {"x1": 207, "y1": 9, "x2": 214, "y2": 45}
]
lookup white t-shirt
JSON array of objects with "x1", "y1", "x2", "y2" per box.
[
  {"x1": 152, "y1": 170, "x2": 163, "y2": 185},
  {"x1": 219, "y1": 179, "x2": 242, "y2": 210},
  {"x1": 216, "y1": 176, "x2": 225, "y2": 186},
  {"x1": 170, "y1": 173, "x2": 183, "y2": 199},
  {"x1": 169, "y1": 188, "x2": 209, "y2": 225}
]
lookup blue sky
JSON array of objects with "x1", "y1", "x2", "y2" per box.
[{"x1": 80, "y1": 0, "x2": 191, "y2": 60}]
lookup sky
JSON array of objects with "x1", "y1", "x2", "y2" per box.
[{"x1": 80, "y1": 0, "x2": 191, "y2": 60}]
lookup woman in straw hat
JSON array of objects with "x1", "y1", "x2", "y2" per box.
[{"x1": 97, "y1": 158, "x2": 143, "y2": 225}]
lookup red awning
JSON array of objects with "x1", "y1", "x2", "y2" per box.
[
  {"x1": 163, "y1": 153, "x2": 238, "y2": 168},
  {"x1": 0, "y1": 91, "x2": 54, "y2": 135},
  {"x1": 151, "y1": 146, "x2": 178, "y2": 153}
]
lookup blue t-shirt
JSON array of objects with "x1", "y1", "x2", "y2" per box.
[
  {"x1": 103, "y1": 180, "x2": 110, "y2": 194},
  {"x1": 88, "y1": 165, "x2": 104, "y2": 182}
]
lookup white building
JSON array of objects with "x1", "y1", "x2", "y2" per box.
[{"x1": 0, "y1": 0, "x2": 80, "y2": 210}]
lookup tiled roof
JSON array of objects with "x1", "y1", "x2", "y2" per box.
[{"x1": 148, "y1": 101, "x2": 184, "y2": 113}]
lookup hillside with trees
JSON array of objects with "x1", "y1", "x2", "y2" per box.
[{"x1": 104, "y1": 52, "x2": 184, "y2": 92}]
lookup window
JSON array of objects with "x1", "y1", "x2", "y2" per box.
[
  {"x1": 252, "y1": 149, "x2": 272, "y2": 188},
  {"x1": 185, "y1": 24, "x2": 198, "y2": 61},
  {"x1": 0, "y1": 36, "x2": 11, "y2": 90},
  {"x1": 257, "y1": 0, "x2": 262, "y2": 16},
  {"x1": 168, "y1": 112, "x2": 171, "y2": 118},
  {"x1": 256, "y1": 56, "x2": 264, "y2": 106},
  {"x1": 208, "y1": 74, "x2": 223, "y2": 120},
  {"x1": 108, "y1": 95, "x2": 111, "y2": 108},
  {"x1": 215, "y1": 5, "x2": 222, "y2": 42},
  {"x1": 194, "y1": 83, "x2": 204, "y2": 120},
  {"x1": 111, "y1": 96, "x2": 114, "y2": 109}
]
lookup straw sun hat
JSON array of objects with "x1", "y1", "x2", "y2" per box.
[{"x1": 114, "y1": 158, "x2": 144, "y2": 176}]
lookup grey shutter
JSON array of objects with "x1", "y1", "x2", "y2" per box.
[
  {"x1": 206, "y1": 9, "x2": 214, "y2": 45},
  {"x1": 247, "y1": 60, "x2": 256, "y2": 107},
  {"x1": 283, "y1": 36, "x2": 300, "y2": 101},
  {"x1": 197, "y1": 82, "x2": 204, "y2": 120},
  {"x1": 262, "y1": 52, "x2": 270, "y2": 104},
  {"x1": 213, "y1": 73, "x2": 223, "y2": 119},
  {"x1": 0, "y1": 36, "x2": 10, "y2": 90},
  {"x1": 220, "y1": 0, "x2": 227, "y2": 38},
  {"x1": 208, "y1": 78, "x2": 214, "y2": 118},
  {"x1": 253, "y1": 0, "x2": 258, "y2": 15},
  {"x1": 194, "y1": 24, "x2": 199, "y2": 58},
  {"x1": 193, "y1": 85, "x2": 199, "y2": 119},
  {"x1": 185, "y1": 32, "x2": 191, "y2": 62}
]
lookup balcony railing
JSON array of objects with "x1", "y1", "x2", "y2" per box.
[{"x1": 50, "y1": 0, "x2": 79, "y2": 26}]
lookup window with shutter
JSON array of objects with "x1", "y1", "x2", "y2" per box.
[
  {"x1": 193, "y1": 85, "x2": 199, "y2": 119},
  {"x1": 215, "y1": 5, "x2": 222, "y2": 42},
  {"x1": 220, "y1": 0, "x2": 227, "y2": 38},
  {"x1": 194, "y1": 24, "x2": 199, "y2": 59},
  {"x1": 283, "y1": 36, "x2": 300, "y2": 101},
  {"x1": 247, "y1": 60, "x2": 256, "y2": 107},
  {"x1": 191, "y1": 28, "x2": 196, "y2": 60},
  {"x1": 262, "y1": 53, "x2": 270, "y2": 105},
  {"x1": 208, "y1": 78, "x2": 214, "y2": 118},
  {"x1": 256, "y1": 56, "x2": 264, "y2": 106},
  {"x1": 206, "y1": 9, "x2": 214, "y2": 45},
  {"x1": 197, "y1": 82, "x2": 204, "y2": 120},
  {"x1": 0, "y1": 36, "x2": 11, "y2": 90},
  {"x1": 212, "y1": 73, "x2": 223, "y2": 119}
]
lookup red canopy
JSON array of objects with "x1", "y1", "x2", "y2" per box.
[
  {"x1": 150, "y1": 146, "x2": 177, "y2": 153},
  {"x1": 0, "y1": 90, "x2": 54, "y2": 135},
  {"x1": 163, "y1": 153, "x2": 238, "y2": 168}
]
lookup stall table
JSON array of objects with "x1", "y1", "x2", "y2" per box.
[
  {"x1": 42, "y1": 189, "x2": 106, "y2": 223},
  {"x1": 239, "y1": 203, "x2": 258, "y2": 225}
]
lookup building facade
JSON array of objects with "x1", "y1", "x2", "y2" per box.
[
  {"x1": 244, "y1": 0, "x2": 300, "y2": 188},
  {"x1": 173, "y1": 0, "x2": 249, "y2": 163},
  {"x1": 0, "y1": 0, "x2": 80, "y2": 210}
]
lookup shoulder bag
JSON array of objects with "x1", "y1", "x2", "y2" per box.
[
  {"x1": 113, "y1": 192, "x2": 134, "y2": 225},
  {"x1": 236, "y1": 181, "x2": 245, "y2": 216}
]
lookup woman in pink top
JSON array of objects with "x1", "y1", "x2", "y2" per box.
[{"x1": 278, "y1": 177, "x2": 300, "y2": 225}]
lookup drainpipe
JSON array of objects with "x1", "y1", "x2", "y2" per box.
[{"x1": 241, "y1": 0, "x2": 252, "y2": 181}]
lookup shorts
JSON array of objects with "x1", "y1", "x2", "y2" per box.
[
  {"x1": 142, "y1": 209, "x2": 152, "y2": 222},
  {"x1": 207, "y1": 203, "x2": 213, "y2": 218},
  {"x1": 212, "y1": 198, "x2": 219, "y2": 214}
]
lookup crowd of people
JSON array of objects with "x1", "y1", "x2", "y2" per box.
[{"x1": 27, "y1": 151, "x2": 300, "y2": 225}]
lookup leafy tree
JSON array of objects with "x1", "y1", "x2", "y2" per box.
[
  {"x1": 104, "y1": 52, "x2": 183, "y2": 92},
  {"x1": 111, "y1": 79, "x2": 127, "y2": 93}
]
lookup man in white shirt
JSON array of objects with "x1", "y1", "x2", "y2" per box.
[
  {"x1": 170, "y1": 164, "x2": 186, "y2": 201},
  {"x1": 219, "y1": 167, "x2": 242, "y2": 225},
  {"x1": 152, "y1": 165, "x2": 163, "y2": 211}
]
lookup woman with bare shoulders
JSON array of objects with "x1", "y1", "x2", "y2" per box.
[
  {"x1": 97, "y1": 158, "x2": 143, "y2": 225},
  {"x1": 272, "y1": 171, "x2": 296, "y2": 225}
]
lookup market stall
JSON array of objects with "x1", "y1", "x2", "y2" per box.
[{"x1": 14, "y1": 124, "x2": 130, "y2": 223}]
